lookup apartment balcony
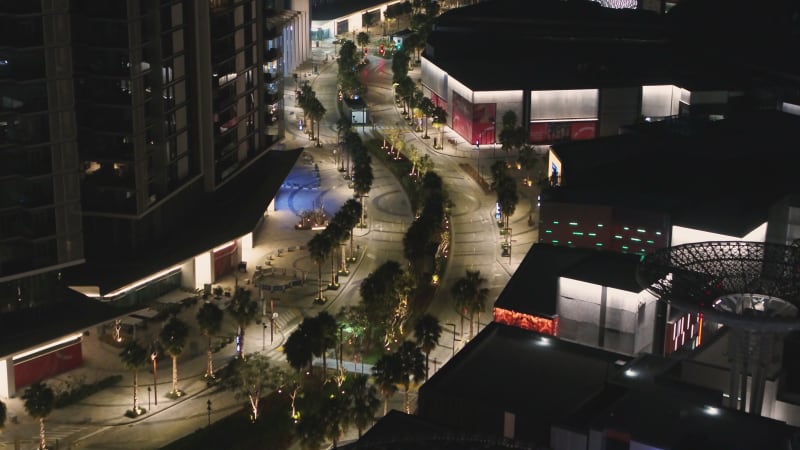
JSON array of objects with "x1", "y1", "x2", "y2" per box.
[
  {"x1": 0, "y1": 145, "x2": 52, "y2": 177},
  {"x1": 80, "y1": 185, "x2": 137, "y2": 214}
]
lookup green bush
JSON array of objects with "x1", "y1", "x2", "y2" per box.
[{"x1": 54, "y1": 374, "x2": 123, "y2": 408}]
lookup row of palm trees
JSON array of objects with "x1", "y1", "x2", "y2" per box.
[
  {"x1": 297, "y1": 82, "x2": 326, "y2": 147},
  {"x1": 117, "y1": 289, "x2": 261, "y2": 417},
  {"x1": 307, "y1": 199, "x2": 362, "y2": 302},
  {"x1": 391, "y1": 43, "x2": 447, "y2": 148},
  {"x1": 490, "y1": 160, "x2": 520, "y2": 236}
]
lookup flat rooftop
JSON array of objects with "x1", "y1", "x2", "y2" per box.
[
  {"x1": 420, "y1": 322, "x2": 631, "y2": 423},
  {"x1": 494, "y1": 243, "x2": 642, "y2": 316},
  {"x1": 546, "y1": 111, "x2": 800, "y2": 237}
]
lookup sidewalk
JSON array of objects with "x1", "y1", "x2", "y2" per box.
[{"x1": 0, "y1": 48, "x2": 410, "y2": 450}]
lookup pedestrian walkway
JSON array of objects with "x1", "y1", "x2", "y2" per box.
[{"x1": 0, "y1": 31, "x2": 538, "y2": 450}]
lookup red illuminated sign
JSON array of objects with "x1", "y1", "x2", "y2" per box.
[
  {"x1": 529, "y1": 121, "x2": 597, "y2": 144},
  {"x1": 494, "y1": 307, "x2": 559, "y2": 336}
]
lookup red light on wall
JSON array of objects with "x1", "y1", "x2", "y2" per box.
[{"x1": 493, "y1": 307, "x2": 559, "y2": 336}]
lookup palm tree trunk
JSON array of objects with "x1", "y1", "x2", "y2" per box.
[
  {"x1": 39, "y1": 417, "x2": 46, "y2": 450},
  {"x1": 383, "y1": 396, "x2": 389, "y2": 416},
  {"x1": 207, "y1": 334, "x2": 214, "y2": 377},
  {"x1": 469, "y1": 313, "x2": 474, "y2": 340},
  {"x1": 322, "y1": 346, "x2": 328, "y2": 374},
  {"x1": 133, "y1": 369, "x2": 139, "y2": 412},
  {"x1": 330, "y1": 247, "x2": 337, "y2": 286},
  {"x1": 349, "y1": 229, "x2": 355, "y2": 261},
  {"x1": 172, "y1": 355, "x2": 178, "y2": 393},
  {"x1": 404, "y1": 385, "x2": 410, "y2": 414},
  {"x1": 360, "y1": 196, "x2": 366, "y2": 226},
  {"x1": 317, "y1": 262, "x2": 323, "y2": 300},
  {"x1": 425, "y1": 351, "x2": 430, "y2": 380}
]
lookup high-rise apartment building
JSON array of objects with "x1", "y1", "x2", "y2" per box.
[
  {"x1": 0, "y1": 0, "x2": 310, "y2": 308},
  {"x1": 0, "y1": 1, "x2": 84, "y2": 308}
]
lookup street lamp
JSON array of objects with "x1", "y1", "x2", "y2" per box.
[
  {"x1": 150, "y1": 347, "x2": 158, "y2": 406},
  {"x1": 489, "y1": 117, "x2": 496, "y2": 158},
  {"x1": 207, "y1": 399, "x2": 212, "y2": 426},
  {"x1": 262, "y1": 321, "x2": 267, "y2": 351},
  {"x1": 446, "y1": 322, "x2": 458, "y2": 357}
]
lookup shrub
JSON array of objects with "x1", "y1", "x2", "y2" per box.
[{"x1": 54, "y1": 374, "x2": 123, "y2": 408}]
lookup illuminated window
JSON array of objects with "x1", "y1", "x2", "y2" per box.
[
  {"x1": 623, "y1": 226, "x2": 630, "y2": 231},
  {"x1": 655, "y1": 231, "x2": 662, "y2": 236},
  {"x1": 596, "y1": 243, "x2": 603, "y2": 247},
  {"x1": 631, "y1": 237, "x2": 641, "y2": 242},
  {"x1": 622, "y1": 245, "x2": 629, "y2": 250},
  {"x1": 646, "y1": 240, "x2": 654, "y2": 244},
  {"x1": 588, "y1": 232, "x2": 596, "y2": 237},
  {"x1": 572, "y1": 231, "x2": 584, "y2": 236},
  {"x1": 552, "y1": 221, "x2": 560, "y2": 225},
  {"x1": 614, "y1": 235, "x2": 622, "y2": 239},
  {"x1": 637, "y1": 228, "x2": 646, "y2": 233},
  {"x1": 552, "y1": 240, "x2": 559, "y2": 244},
  {"x1": 597, "y1": 224, "x2": 604, "y2": 227},
  {"x1": 545, "y1": 229, "x2": 552, "y2": 234},
  {"x1": 569, "y1": 222, "x2": 578, "y2": 226}
]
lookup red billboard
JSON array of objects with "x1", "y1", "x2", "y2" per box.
[
  {"x1": 451, "y1": 92, "x2": 497, "y2": 145},
  {"x1": 15, "y1": 341, "x2": 83, "y2": 390},
  {"x1": 529, "y1": 121, "x2": 597, "y2": 144}
]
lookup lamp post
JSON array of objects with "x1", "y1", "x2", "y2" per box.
[
  {"x1": 338, "y1": 325, "x2": 345, "y2": 371},
  {"x1": 262, "y1": 321, "x2": 267, "y2": 351},
  {"x1": 147, "y1": 386, "x2": 151, "y2": 411},
  {"x1": 151, "y1": 347, "x2": 158, "y2": 406},
  {"x1": 446, "y1": 323, "x2": 458, "y2": 357},
  {"x1": 207, "y1": 399, "x2": 212, "y2": 426},
  {"x1": 489, "y1": 117, "x2": 496, "y2": 158}
]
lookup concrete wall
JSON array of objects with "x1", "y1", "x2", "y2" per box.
[{"x1": 558, "y1": 278, "x2": 652, "y2": 355}]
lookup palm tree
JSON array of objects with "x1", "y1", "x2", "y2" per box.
[
  {"x1": 451, "y1": 270, "x2": 490, "y2": 340},
  {"x1": 395, "y1": 75, "x2": 416, "y2": 115},
  {"x1": 0, "y1": 399, "x2": 6, "y2": 430},
  {"x1": 119, "y1": 341, "x2": 148, "y2": 415},
  {"x1": 395, "y1": 341, "x2": 425, "y2": 413},
  {"x1": 372, "y1": 352, "x2": 400, "y2": 416},
  {"x1": 298, "y1": 83, "x2": 315, "y2": 132},
  {"x1": 335, "y1": 117, "x2": 353, "y2": 171},
  {"x1": 197, "y1": 302, "x2": 223, "y2": 378},
  {"x1": 324, "y1": 221, "x2": 345, "y2": 289},
  {"x1": 308, "y1": 232, "x2": 331, "y2": 302},
  {"x1": 352, "y1": 158, "x2": 374, "y2": 227},
  {"x1": 346, "y1": 374, "x2": 380, "y2": 438},
  {"x1": 311, "y1": 311, "x2": 338, "y2": 375},
  {"x1": 419, "y1": 96, "x2": 435, "y2": 138},
  {"x1": 309, "y1": 97, "x2": 326, "y2": 147},
  {"x1": 340, "y1": 199, "x2": 362, "y2": 261},
  {"x1": 22, "y1": 382, "x2": 54, "y2": 450},
  {"x1": 284, "y1": 326, "x2": 315, "y2": 373},
  {"x1": 227, "y1": 287, "x2": 259, "y2": 358},
  {"x1": 159, "y1": 316, "x2": 189, "y2": 395},
  {"x1": 413, "y1": 314, "x2": 442, "y2": 379},
  {"x1": 466, "y1": 271, "x2": 490, "y2": 338}
]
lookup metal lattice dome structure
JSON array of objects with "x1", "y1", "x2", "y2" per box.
[{"x1": 636, "y1": 241, "x2": 800, "y2": 331}]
